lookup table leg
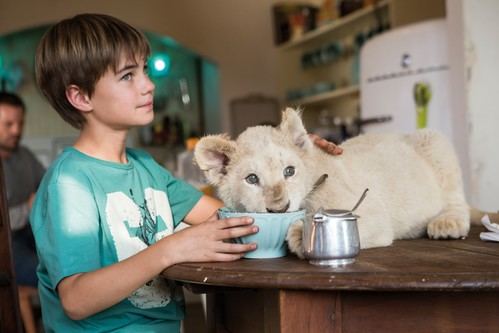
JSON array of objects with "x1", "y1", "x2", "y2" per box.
[{"x1": 278, "y1": 289, "x2": 338, "y2": 332}]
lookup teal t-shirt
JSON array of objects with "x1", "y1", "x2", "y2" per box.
[{"x1": 30, "y1": 147, "x2": 203, "y2": 333}]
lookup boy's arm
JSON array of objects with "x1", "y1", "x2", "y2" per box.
[
  {"x1": 183, "y1": 195, "x2": 224, "y2": 225},
  {"x1": 57, "y1": 238, "x2": 178, "y2": 320},
  {"x1": 58, "y1": 211, "x2": 257, "y2": 320}
]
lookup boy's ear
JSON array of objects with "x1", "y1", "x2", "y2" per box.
[
  {"x1": 66, "y1": 85, "x2": 92, "y2": 112},
  {"x1": 193, "y1": 134, "x2": 237, "y2": 186},
  {"x1": 279, "y1": 107, "x2": 313, "y2": 151}
]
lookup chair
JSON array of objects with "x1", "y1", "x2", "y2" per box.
[{"x1": 0, "y1": 159, "x2": 23, "y2": 333}]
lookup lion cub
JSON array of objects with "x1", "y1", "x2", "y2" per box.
[{"x1": 194, "y1": 108, "x2": 470, "y2": 257}]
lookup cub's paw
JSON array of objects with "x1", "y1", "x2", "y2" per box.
[
  {"x1": 286, "y1": 220, "x2": 304, "y2": 259},
  {"x1": 427, "y1": 213, "x2": 470, "y2": 239}
]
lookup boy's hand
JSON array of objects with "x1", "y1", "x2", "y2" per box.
[
  {"x1": 309, "y1": 133, "x2": 343, "y2": 155},
  {"x1": 165, "y1": 216, "x2": 258, "y2": 264}
]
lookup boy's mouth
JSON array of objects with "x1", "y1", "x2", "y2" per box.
[{"x1": 138, "y1": 101, "x2": 153, "y2": 110}]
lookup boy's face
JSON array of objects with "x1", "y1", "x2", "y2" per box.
[{"x1": 88, "y1": 55, "x2": 155, "y2": 130}]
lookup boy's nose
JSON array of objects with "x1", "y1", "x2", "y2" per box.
[{"x1": 143, "y1": 76, "x2": 155, "y2": 95}]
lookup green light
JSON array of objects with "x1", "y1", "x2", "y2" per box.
[{"x1": 148, "y1": 53, "x2": 171, "y2": 77}]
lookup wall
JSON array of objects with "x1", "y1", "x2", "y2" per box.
[
  {"x1": 390, "y1": 0, "x2": 445, "y2": 28},
  {"x1": 446, "y1": 0, "x2": 471, "y2": 202},
  {"x1": 447, "y1": 0, "x2": 499, "y2": 211},
  {"x1": 0, "y1": 0, "x2": 282, "y2": 134},
  {"x1": 461, "y1": 0, "x2": 499, "y2": 210}
]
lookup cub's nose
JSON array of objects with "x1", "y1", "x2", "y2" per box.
[{"x1": 266, "y1": 201, "x2": 290, "y2": 213}]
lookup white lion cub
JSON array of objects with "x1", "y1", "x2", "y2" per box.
[{"x1": 194, "y1": 108, "x2": 470, "y2": 257}]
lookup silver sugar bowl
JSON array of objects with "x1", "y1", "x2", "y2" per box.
[{"x1": 302, "y1": 208, "x2": 360, "y2": 266}]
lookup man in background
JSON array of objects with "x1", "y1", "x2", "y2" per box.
[{"x1": 0, "y1": 92, "x2": 45, "y2": 333}]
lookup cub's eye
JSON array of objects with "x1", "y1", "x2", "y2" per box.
[
  {"x1": 284, "y1": 166, "x2": 295, "y2": 178},
  {"x1": 245, "y1": 174, "x2": 259, "y2": 185}
]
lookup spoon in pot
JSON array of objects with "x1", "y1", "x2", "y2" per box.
[
  {"x1": 333, "y1": 188, "x2": 369, "y2": 216},
  {"x1": 351, "y1": 188, "x2": 369, "y2": 213}
]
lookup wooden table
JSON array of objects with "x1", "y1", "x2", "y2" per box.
[{"x1": 163, "y1": 226, "x2": 499, "y2": 333}]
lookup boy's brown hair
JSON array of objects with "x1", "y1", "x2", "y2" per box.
[{"x1": 35, "y1": 13, "x2": 151, "y2": 129}]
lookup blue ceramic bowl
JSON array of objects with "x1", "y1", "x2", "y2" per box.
[{"x1": 218, "y1": 208, "x2": 306, "y2": 259}]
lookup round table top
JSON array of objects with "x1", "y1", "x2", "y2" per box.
[{"x1": 162, "y1": 226, "x2": 499, "y2": 291}]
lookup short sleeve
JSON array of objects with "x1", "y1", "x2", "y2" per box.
[
  {"x1": 127, "y1": 148, "x2": 203, "y2": 228},
  {"x1": 35, "y1": 180, "x2": 101, "y2": 288},
  {"x1": 164, "y1": 172, "x2": 203, "y2": 227}
]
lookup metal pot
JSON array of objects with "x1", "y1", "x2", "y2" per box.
[{"x1": 302, "y1": 208, "x2": 360, "y2": 267}]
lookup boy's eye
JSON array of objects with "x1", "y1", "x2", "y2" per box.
[
  {"x1": 121, "y1": 72, "x2": 133, "y2": 81},
  {"x1": 284, "y1": 166, "x2": 295, "y2": 178},
  {"x1": 245, "y1": 174, "x2": 259, "y2": 185},
  {"x1": 143, "y1": 65, "x2": 149, "y2": 76}
]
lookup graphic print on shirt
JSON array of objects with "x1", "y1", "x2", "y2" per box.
[
  {"x1": 125, "y1": 188, "x2": 167, "y2": 246},
  {"x1": 106, "y1": 188, "x2": 180, "y2": 309}
]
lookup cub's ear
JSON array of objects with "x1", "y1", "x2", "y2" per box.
[
  {"x1": 279, "y1": 107, "x2": 313, "y2": 151},
  {"x1": 193, "y1": 134, "x2": 237, "y2": 185}
]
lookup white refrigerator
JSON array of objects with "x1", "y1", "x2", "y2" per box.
[{"x1": 360, "y1": 19, "x2": 453, "y2": 140}]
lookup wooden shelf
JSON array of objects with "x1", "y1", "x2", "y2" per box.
[
  {"x1": 278, "y1": 0, "x2": 389, "y2": 50},
  {"x1": 287, "y1": 85, "x2": 359, "y2": 106}
]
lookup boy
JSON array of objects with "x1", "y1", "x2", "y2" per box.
[{"x1": 31, "y1": 14, "x2": 258, "y2": 332}]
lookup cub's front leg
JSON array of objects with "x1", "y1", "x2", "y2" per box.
[{"x1": 286, "y1": 220, "x2": 305, "y2": 258}]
